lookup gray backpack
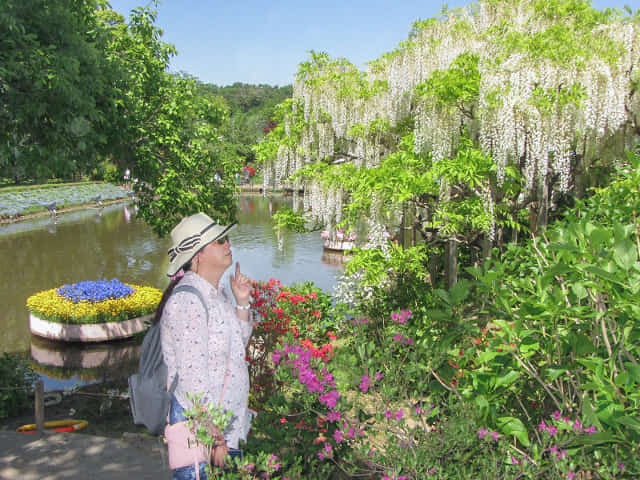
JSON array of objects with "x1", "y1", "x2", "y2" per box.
[{"x1": 128, "y1": 284, "x2": 208, "y2": 435}]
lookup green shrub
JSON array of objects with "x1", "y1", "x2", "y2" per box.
[{"x1": 0, "y1": 353, "x2": 38, "y2": 418}]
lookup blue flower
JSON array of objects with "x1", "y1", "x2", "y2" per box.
[{"x1": 57, "y1": 279, "x2": 135, "y2": 304}]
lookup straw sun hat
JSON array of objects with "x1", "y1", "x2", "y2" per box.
[{"x1": 167, "y1": 213, "x2": 237, "y2": 277}]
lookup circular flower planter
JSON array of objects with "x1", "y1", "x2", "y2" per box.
[
  {"x1": 26, "y1": 279, "x2": 162, "y2": 343},
  {"x1": 29, "y1": 312, "x2": 153, "y2": 342}
]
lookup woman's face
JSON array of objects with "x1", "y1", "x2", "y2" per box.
[{"x1": 198, "y1": 236, "x2": 232, "y2": 272}]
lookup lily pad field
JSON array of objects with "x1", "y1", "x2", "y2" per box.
[{"x1": 0, "y1": 183, "x2": 129, "y2": 220}]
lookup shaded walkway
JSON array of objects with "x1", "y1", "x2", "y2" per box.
[{"x1": 0, "y1": 430, "x2": 171, "y2": 479}]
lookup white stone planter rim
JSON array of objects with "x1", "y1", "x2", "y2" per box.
[{"x1": 29, "y1": 313, "x2": 152, "y2": 342}]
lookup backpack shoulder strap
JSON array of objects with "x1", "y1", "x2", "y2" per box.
[{"x1": 172, "y1": 284, "x2": 209, "y2": 318}]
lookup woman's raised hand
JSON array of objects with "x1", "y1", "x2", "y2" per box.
[{"x1": 230, "y1": 262, "x2": 251, "y2": 306}]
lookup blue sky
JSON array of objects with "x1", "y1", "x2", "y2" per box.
[{"x1": 107, "y1": 0, "x2": 634, "y2": 87}]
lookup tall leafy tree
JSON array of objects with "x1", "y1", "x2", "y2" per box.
[
  {"x1": 99, "y1": 5, "x2": 239, "y2": 236},
  {"x1": 0, "y1": 0, "x2": 115, "y2": 182}
]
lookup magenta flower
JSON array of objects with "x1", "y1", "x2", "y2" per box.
[
  {"x1": 326, "y1": 410, "x2": 341, "y2": 422},
  {"x1": 319, "y1": 390, "x2": 339, "y2": 409},
  {"x1": 585, "y1": 425, "x2": 597, "y2": 434},
  {"x1": 548, "y1": 425, "x2": 558, "y2": 436},
  {"x1": 359, "y1": 374, "x2": 371, "y2": 393},
  {"x1": 385, "y1": 410, "x2": 393, "y2": 420},
  {"x1": 567, "y1": 472, "x2": 577, "y2": 479},
  {"x1": 268, "y1": 454, "x2": 281, "y2": 471},
  {"x1": 394, "y1": 409, "x2": 404, "y2": 421},
  {"x1": 538, "y1": 420, "x2": 548, "y2": 432},
  {"x1": 477, "y1": 428, "x2": 489, "y2": 439},
  {"x1": 553, "y1": 410, "x2": 562, "y2": 421},
  {"x1": 617, "y1": 462, "x2": 626, "y2": 471},
  {"x1": 375, "y1": 371, "x2": 384, "y2": 380},
  {"x1": 573, "y1": 419, "x2": 583, "y2": 433},
  {"x1": 490, "y1": 431, "x2": 500, "y2": 442},
  {"x1": 333, "y1": 429, "x2": 343, "y2": 444}
]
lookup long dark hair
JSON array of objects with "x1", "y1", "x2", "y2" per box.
[{"x1": 153, "y1": 260, "x2": 192, "y2": 324}]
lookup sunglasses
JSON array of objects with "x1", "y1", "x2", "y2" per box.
[{"x1": 215, "y1": 235, "x2": 229, "y2": 245}]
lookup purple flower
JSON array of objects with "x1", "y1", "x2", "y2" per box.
[
  {"x1": 394, "y1": 409, "x2": 404, "y2": 421},
  {"x1": 538, "y1": 420, "x2": 548, "y2": 432},
  {"x1": 585, "y1": 425, "x2": 597, "y2": 434},
  {"x1": 319, "y1": 390, "x2": 339, "y2": 409},
  {"x1": 548, "y1": 425, "x2": 558, "y2": 436},
  {"x1": 318, "y1": 443, "x2": 333, "y2": 460},
  {"x1": 510, "y1": 454, "x2": 522, "y2": 466},
  {"x1": 553, "y1": 410, "x2": 562, "y2": 421},
  {"x1": 477, "y1": 428, "x2": 489, "y2": 439},
  {"x1": 573, "y1": 419, "x2": 583, "y2": 433},
  {"x1": 375, "y1": 371, "x2": 384, "y2": 380},
  {"x1": 327, "y1": 410, "x2": 341, "y2": 422},
  {"x1": 567, "y1": 472, "x2": 577, "y2": 479},
  {"x1": 333, "y1": 429, "x2": 343, "y2": 443},
  {"x1": 359, "y1": 375, "x2": 371, "y2": 393},
  {"x1": 268, "y1": 455, "x2": 281, "y2": 471},
  {"x1": 272, "y1": 352, "x2": 281, "y2": 364},
  {"x1": 617, "y1": 462, "x2": 626, "y2": 471},
  {"x1": 490, "y1": 431, "x2": 500, "y2": 442},
  {"x1": 347, "y1": 427, "x2": 356, "y2": 439}
]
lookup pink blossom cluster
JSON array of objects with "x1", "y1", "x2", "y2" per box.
[
  {"x1": 273, "y1": 343, "x2": 339, "y2": 408},
  {"x1": 390, "y1": 309, "x2": 412, "y2": 325}
]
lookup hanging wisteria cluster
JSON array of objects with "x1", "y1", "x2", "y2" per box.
[{"x1": 261, "y1": 0, "x2": 640, "y2": 239}]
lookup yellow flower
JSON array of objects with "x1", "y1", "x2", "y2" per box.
[{"x1": 26, "y1": 283, "x2": 162, "y2": 325}]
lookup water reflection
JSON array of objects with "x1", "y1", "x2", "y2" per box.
[
  {"x1": 30, "y1": 336, "x2": 140, "y2": 383},
  {"x1": 1, "y1": 195, "x2": 340, "y2": 388}
]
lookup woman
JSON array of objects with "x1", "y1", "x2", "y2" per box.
[{"x1": 156, "y1": 212, "x2": 253, "y2": 479}]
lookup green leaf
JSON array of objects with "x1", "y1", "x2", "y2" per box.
[
  {"x1": 497, "y1": 416, "x2": 530, "y2": 446},
  {"x1": 570, "y1": 431, "x2": 616, "y2": 447},
  {"x1": 624, "y1": 363, "x2": 640, "y2": 383},
  {"x1": 477, "y1": 351, "x2": 502, "y2": 363},
  {"x1": 495, "y1": 370, "x2": 520, "y2": 388},
  {"x1": 475, "y1": 395, "x2": 489, "y2": 415},
  {"x1": 612, "y1": 415, "x2": 640, "y2": 432},
  {"x1": 588, "y1": 228, "x2": 611, "y2": 250},
  {"x1": 613, "y1": 239, "x2": 637, "y2": 271},
  {"x1": 545, "y1": 367, "x2": 566, "y2": 382},
  {"x1": 570, "y1": 283, "x2": 588, "y2": 300}
]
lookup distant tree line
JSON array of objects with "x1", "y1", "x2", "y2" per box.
[{"x1": 198, "y1": 82, "x2": 293, "y2": 164}]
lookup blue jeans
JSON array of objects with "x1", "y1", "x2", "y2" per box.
[{"x1": 170, "y1": 395, "x2": 242, "y2": 480}]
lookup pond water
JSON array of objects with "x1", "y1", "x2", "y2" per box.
[{"x1": 0, "y1": 195, "x2": 343, "y2": 390}]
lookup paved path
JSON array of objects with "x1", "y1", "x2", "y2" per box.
[{"x1": 0, "y1": 431, "x2": 172, "y2": 479}]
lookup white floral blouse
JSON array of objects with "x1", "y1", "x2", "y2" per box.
[{"x1": 160, "y1": 271, "x2": 254, "y2": 449}]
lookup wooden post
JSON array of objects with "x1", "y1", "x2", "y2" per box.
[{"x1": 35, "y1": 380, "x2": 44, "y2": 432}]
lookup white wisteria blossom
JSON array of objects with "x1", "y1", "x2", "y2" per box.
[{"x1": 260, "y1": 0, "x2": 639, "y2": 243}]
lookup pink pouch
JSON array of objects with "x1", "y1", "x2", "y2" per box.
[{"x1": 164, "y1": 421, "x2": 208, "y2": 470}]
